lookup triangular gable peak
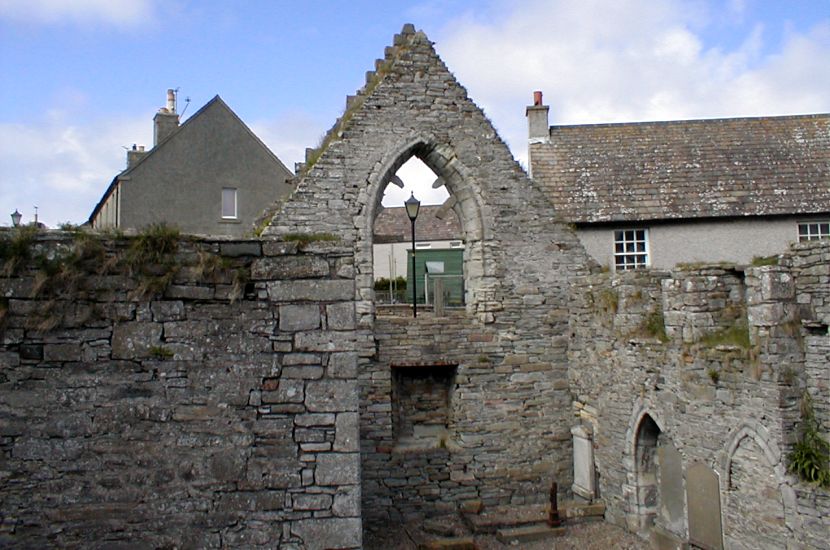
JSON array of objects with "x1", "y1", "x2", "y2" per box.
[{"x1": 266, "y1": 24, "x2": 586, "y2": 322}]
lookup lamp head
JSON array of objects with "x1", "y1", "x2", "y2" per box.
[
  {"x1": 11, "y1": 209, "x2": 21, "y2": 227},
  {"x1": 405, "y1": 192, "x2": 420, "y2": 221}
]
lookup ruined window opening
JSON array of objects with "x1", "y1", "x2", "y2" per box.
[
  {"x1": 390, "y1": 364, "x2": 457, "y2": 451},
  {"x1": 614, "y1": 228, "x2": 649, "y2": 271},
  {"x1": 372, "y1": 156, "x2": 464, "y2": 307}
]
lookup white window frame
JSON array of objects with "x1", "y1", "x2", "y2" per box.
[
  {"x1": 221, "y1": 187, "x2": 238, "y2": 220},
  {"x1": 613, "y1": 228, "x2": 649, "y2": 271},
  {"x1": 797, "y1": 221, "x2": 830, "y2": 242}
]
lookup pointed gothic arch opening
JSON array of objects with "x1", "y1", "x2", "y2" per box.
[
  {"x1": 633, "y1": 413, "x2": 662, "y2": 532},
  {"x1": 360, "y1": 139, "x2": 486, "y2": 316}
]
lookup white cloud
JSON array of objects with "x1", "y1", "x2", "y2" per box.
[
  {"x1": 436, "y1": 0, "x2": 830, "y2": 165},
  {"x1": 0, "y1": 112, "x2": 150, "y2": 227},
  {"x1": 0, "y1": 0, "x2": 156, "y2": 26}
]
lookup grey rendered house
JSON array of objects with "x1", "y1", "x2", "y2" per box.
[
  {"x1": 526, "y1": 96, "x2": 830, "y2": 270},
  {"x1": 89, "y1": 93, "x2": 294, "y2": 237}
]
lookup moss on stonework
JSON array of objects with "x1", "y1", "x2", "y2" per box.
[
  {"x1": 283, "y1": 233, "x2": 338, "y2": 245},
  {"x1": 642, "y1": 308, "x2": 669, "y2": 343},
  {"x1": 700, "y1": 322, "x2": 751, "y2": 349},
  {"x1": 751, "y1": 255, "x2": 779, "y2": 267}
]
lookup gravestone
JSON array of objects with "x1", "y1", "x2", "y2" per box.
[
  {"x1": 658, "y1": 442, "x2": 685, "y2": 535},
  {"x1": 572, "y1": 425, "x2": 596, "y2": 499},
  {"x1": 687, "y1": 463, "x2": 723, "y2": 550}
]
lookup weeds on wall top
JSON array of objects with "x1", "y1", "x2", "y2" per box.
[
  {"x1": 751, "y1": 255, "x2": 779, "y2": 267},
  {"x1": 283, "y1": 233, "x2": 338, "y2": 246},
  {"x1": 790, "y1": 393, "x2": 830, "y2": 488},
  {"x1": 0, "y1": 225, "x2": 39, "y2": 276}
]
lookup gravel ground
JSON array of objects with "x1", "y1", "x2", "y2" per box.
[{"x1": 365, "y1": 520, "x2": 648, "y2": 549}]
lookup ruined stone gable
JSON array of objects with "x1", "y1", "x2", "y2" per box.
[{"x1": 267, "y1": 25, "x2": 593, "y2": 527}]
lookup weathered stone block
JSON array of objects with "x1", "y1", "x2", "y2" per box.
[
  {"x1": 295, "y1": 331, "x2": 360, "y2": 352},
  {"x1": 111, "y1": 322, "x2": 162, "y2": 359},
  {"x1": 326, "y1": 302, "x2": 356, "y2": 330},
  {"x1": 291, "y1": 517, "x2": 361, "y2": 550},
  {"x1": 261, "y1": 380, "x2": 305, "y2": 404},
  {"x1": 316, "y1": 453, "x2": 360, "y2": 485},
  {"x1": 252, "y1": 255, "x2": 329, "y2": 280},
  {"x1": 267, "y1": 280, "x2": 353, "y2": 302},
  {"x1": 262, "y1": 240, "x2": 299, "y2": 256},
  {"x1": 334, "y1": 412, "x2": 360, "y2": 452},
  {"x1": 327, "y1": 352, "x2": 358, "y2": 379},
  {"x1": 332, "y1": 484, "x2": 361, "y2": 517},
  {"x1": 43, "y1": 343, "x2": 81, "y2": 362},
  {"x1": 305, "y1": 380, "x2": 358, "y2": 412},
  {"x1": 279, "y1": 304, "x2": 321, "y2": 332},
  {"x1": 219, "y1": 241, "x2": 262, "y2": 257},
  {"x1": 282, "y1": 365, "x2": 324, "y2": 379},
  {"x1": 292, "y1": 493, "x2": 333, "y2": 510}
]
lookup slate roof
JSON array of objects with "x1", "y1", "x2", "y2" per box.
[
  {"x1": 88, "y1": 96, "x2": 292, "y2": 225},
  {"x1": 373, "y1": 205, "x2": 461, "y2": 243},
  {"x1": 530, "y1": 113, "x2": 830, "y2": 224}
]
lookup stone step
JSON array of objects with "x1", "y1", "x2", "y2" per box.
[
  {"x1": 562, "y1": 500, "x2": 606, "y2": 522},
  {"x1": 416, "y1": 537, "x2": 476, "y2": 550},
  {"x1": 463, "y1": 504, "x2": 548, "y2": 534},
  {"x1": 496, "y1": 524, "x2": 567, "y2": 544}
]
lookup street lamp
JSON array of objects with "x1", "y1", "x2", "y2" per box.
[
  {"x1": 10, "y1": 209, "x2": 21, "y2": 227},
  {"x1": 405, "y1": 192, "x2": 421, "y2": 318}
]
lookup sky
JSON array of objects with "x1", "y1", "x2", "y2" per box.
[{"x1": 1, "y1": 0, "x2": 828, "y2": 227}]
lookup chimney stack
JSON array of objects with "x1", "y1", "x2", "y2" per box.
[
  {"x1": 153, "y1": 88, "x2": 180, "y2": 146},
  {"x1": 127, "y1": 144, "x2": 148, "y2": 169},
  {"x1": 526, "y1": 90, "x2": 550, "y2": 142},
  {"x1": 525, "y1": 91, "x2": 550, "y2": 178}
]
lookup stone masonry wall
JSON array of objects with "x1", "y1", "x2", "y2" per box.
[
  {"x1": 568, "y1": 240, "x2": 830, "y2": 549},
  {"x1": 0, "y1": 230, "x2": 365, "y2": 549},
  {"x1": 260, "y1": 25, "x2": 593, "y2": 529},
  {"x1": 363, "y1": 305, "x2": 578, "y2": 526}
]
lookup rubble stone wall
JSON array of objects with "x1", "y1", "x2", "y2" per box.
[
  {"x1": 568, "y1": 240, "x2": 830, "y2": 549},
  {"x1": 0, "y1": 232, "x2": 365, "y2": 549}
]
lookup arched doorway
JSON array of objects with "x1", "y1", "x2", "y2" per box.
[{"x1": 633, "y1": 414, "x2": 661, "y2": 532}]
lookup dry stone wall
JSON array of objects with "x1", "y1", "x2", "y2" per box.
[
  {"x1": 0, "y1": 231, "x2": 365, "y2": 549},
  {"x1": 568, "y1": 240, "x2": 830, "y2": 549}
]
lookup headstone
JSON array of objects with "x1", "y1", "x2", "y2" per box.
[
  {"x1": 571, "y1": 425, "x2": 595, "y2": 500},
  {"x1": 658, "y1": 442, "x2": 685, "y2": 534},
  {"x1": 687, "y1": 463, "x2": 723, "y2": 550}
]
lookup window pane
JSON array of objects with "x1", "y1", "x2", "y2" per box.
[
  {"x1": 612, "y1": 228, "x2": 649, "y2": 271},
  {"x1": 222, "y1": 188, "x2": 237, "y2": 218}
]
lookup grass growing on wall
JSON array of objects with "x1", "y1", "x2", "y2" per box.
[
  {"x1": 1, "y1": 223, "x2": 254, "y2": 331},
  {"x1": 642, "y1": 308, "x2": 670, "y2": 343},
  {"x1": 790, "y1": 393, "x2": 830, "y2": 488}
]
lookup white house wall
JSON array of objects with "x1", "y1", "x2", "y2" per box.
[{"x1": 578, "y1": 215, "x2": 829, "y2": 270}]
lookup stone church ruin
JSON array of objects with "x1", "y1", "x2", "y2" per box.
[{"x1": 1, "y1": 25, "x2": 828, "y2": 549}]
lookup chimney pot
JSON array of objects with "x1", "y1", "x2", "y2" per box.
[
  {"x1": 166, "y1": 89, "x2": 176, "y2": 113},
  {"x1": 533, "y1": 91, "x2": 543, "y2": 106}
]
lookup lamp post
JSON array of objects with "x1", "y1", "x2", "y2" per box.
[
  {"x1": 405, "y1": 192, "x2": 421, "y2": 318},
  {"x1": 10, "y1": 209, "x2": 21, "y2": 227}
]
